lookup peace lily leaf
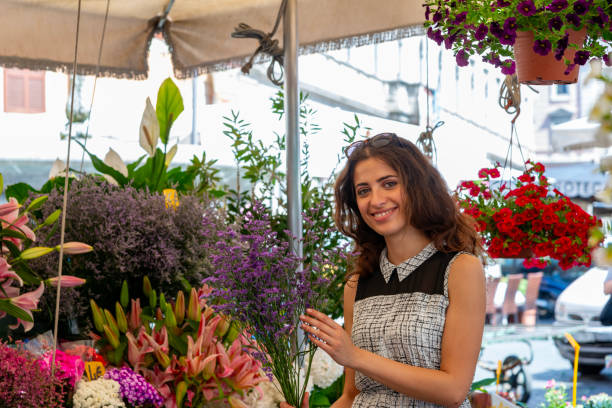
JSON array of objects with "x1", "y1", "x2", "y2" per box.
[
  {"x1": 165, "y1": 144, "x2": 178, "y2": 167},
  {"x1": 156, "y1": 78, "x2": 184, "y2": 145},
  {"x1": 74, "y1": 139, "x2": 129, "y2": 185},
  {"x1": 26, "y1": 195, "x2": 48, "y2": 212},
  {"x1": 140, "y1": 97, "x2": 160, "y2": 157},
  {"x1": 0, "y1": 173, "x2": 3, "y2": 193},
  {"x1": 104, "y1": 148, "x2": 128, "y2": 177}
]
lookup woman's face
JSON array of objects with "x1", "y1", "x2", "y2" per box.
[{"x1": 353, "y1": 157, "x2": 409, "y2": 240}]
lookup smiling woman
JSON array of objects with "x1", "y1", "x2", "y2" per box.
[{"x1": 296, "y1": 132, "x2": 486, "y2": 408}]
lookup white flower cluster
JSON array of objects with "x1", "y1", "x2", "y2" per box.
[
  {"x1": 308, "y1": 348, "x2": 344, "y2": 389},
  {"x1": 73, "y1": 379, "x2": 126, "y2": 408}
]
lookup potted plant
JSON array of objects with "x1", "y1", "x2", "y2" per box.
[
  {"x1": 455, "y1": 160, "x2": 600, "y2": 269},
  {"x1": 423, "y1": 0, "x2": 612, "y2": 84}
]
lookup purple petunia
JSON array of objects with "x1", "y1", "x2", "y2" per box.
[
  {"x1": 427, "y1": 27, "x2": 445, "y2": 45},
  {"x1": 501, "y1": 60, "x2": 516, "y2": 75},
  {"x1": 574, "y1": 50, "x2": 590, "y2": 65},
  {"x1": 548, "y1": 16, "x2": 563, "y2": 30},
  {"x1": 566, "y1": 13, "x2": 582, "y2": 28},
  {"x1": 453, "y1": 11, "x2": 468, "y2": 25},
  {"x1": 503, "y1": 17, "x2": 517, "y2": 32},
  {"x1": 517, "y1": 0, "x2": 537, "y2": 16},
  {"x1": 499, "y1": 30, "x2": 517, "y2": 45},
  {"x1": 533, "y1": 39, "x2": 552, "y2": 56},
  {"x1": 589, "y1": 7, "x2": 610, "y2": 28},
  {"x1": 474, "y1": 23, "x2": 489, "y2": 40},
  {"x1": 572, "y1": 0, "x2": 589, "y2": 15},
  {"x1": 546, "y1": 0, "x2": 568, "y2": 12},
  {"x1": 497, "y1": 0, "x2": 511, "y2": 6},
  {"x1": 425, "y1": 5, "x2": 430, "y2": 21},
  {"x1": 564, "y1": 63, "x2": 577, "y2": 75},
  {"x1": 433, "y1": 11, "x2": 442, "y2": 23},
  {"x1": 554, "y1": 32, "x2": 569, "y2": 60},
  {"x1": 490, "y1": 21, "x2": 504, "y2": 39},
  {"x1": 604, "y1": 54, "x2": 611, "y2": 67},
  {"x1": 456, "y1": 49, "x2": 470, "y2": 66}
]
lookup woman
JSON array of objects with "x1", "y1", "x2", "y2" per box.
[{"x1": 299, "y1": 133, "x2": 486, "y2": 407}]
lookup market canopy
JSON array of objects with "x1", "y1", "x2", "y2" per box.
[{"x1": 0, "y1": 0, "x2": 426, "y2": 80}]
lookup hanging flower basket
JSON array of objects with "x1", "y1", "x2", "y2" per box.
[
  {"x1": 513, "y1": 29, "x2": 587, "y2": 85},
  {"x1": 456, "y1": 160, "x2": 600, "y2": 269}
]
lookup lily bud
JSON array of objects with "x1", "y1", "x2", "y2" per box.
[
  {"x1": 215, "y1": 315, "x2": 230, "y2": 338},
  {"x1": 176, "y1": 381, "x2": 188, "y2": 408},
  {"x1": 120, "y1": 280, "x2": 129, "y2": 308},
  {"x1": 143, "y1": 276, "x2": 152, "y2": 297},
  {"x1": 90, "y1": 299, "x2": 106, "y2": 333},
  {"x1": 104, "y1": 308, "x2": 120, "y2": 337},
  {"x1": 159, "y1": 292, "x2": 167, "y2": 313},
  {"x1": 225, "y1": 321, "x2": 241, "y2": 345},
  {"x1": 187, "y1": 287, "x2": 201, "y2": 322},
  {"x1": 129, "y1": 298, "x2": 142, "y2": 331},
  {"x1": 19, "y1": 246, "x2": 54, "y2": 260},
  {"x1": 56, "y1": 242, "x2": 93, "y2": 255},
  {"x1": 164, "y1": 306, "x2": 177, "y2": 329},
  {"x1": 155, "y1": 349, "x2": 171, "y2": 369},
  {"x1": 174, "y1": 291, "x2": 185, "y2": 325},
  {"x1": 47, "y1": 275, "x2": 86, "y2": 288},
  {"x1": 149, "y1": 289, "x2": 157, "y2": 309},
  {"x1": 115, "y1": 302, "x2": 128, "y2": 333},
  {"x1": 103, "y1": 324, "x2": 120, "y2": 349}
]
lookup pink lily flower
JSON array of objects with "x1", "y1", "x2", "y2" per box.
[
  {"x1": 0, "y1": 198, "x2": 20, "y2": 218},
  {"x1": 0, "y1": 198, "x2": 35, "y2": 250},
  {"x1": 126, "y1": 328, "x2": 154, "y2": 370},
  {"x1": 0, "y1": 258, "x2": 22, "y2": 287},
  {"x1": 46, "y1": 275, "x2": 86, "y2": 288},
  {"x1": 8, "y1": 282, "x2": 44, "y2": 332}
]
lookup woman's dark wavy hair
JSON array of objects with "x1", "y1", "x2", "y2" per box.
[{"x1": 334, "y1": 134, "x2": 483, "y2": 279}]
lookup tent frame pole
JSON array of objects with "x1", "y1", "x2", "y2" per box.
[{"x1": 284, "y1": 0, "x2": 301, "y2": 258}]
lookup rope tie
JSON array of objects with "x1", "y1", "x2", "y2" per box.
[
  {"x1": 232, "y1": 0, "x2": 287, "y2": 86},
  {"x1": 416, "y1": 121, "x2": 444, "y2": 162},
  {"x1": 499, "y1": 74, "x2": 521, "y2": 123}
]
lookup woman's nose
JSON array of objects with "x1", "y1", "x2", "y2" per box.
[{"x1": 371, "y1": 187, "x2": 387, "y2": 207}]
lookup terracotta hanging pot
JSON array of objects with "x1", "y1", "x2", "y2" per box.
[{"x1": 513, "y1": 29, "x2": 587, "y2": 85}]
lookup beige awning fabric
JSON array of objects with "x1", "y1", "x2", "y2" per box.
[{"x1": 0, "y1": 0, "x2": 426, "y2": 79}]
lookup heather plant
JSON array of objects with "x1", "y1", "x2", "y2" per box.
[
  {"x1": 0, "y1": 342, "x2": 66, "y2": 408},
  {"x1": 90, "y1": 277, "x2": 266, "y2": 408},
  {"x1": 26, "y1": 176, "x2": 225, "y2": 334},
  {"x1": 204, "y1": 201, "x2": 345, "y2": 408}
]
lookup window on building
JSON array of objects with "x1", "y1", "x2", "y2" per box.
[
  {"x1": 3, "y1": 68, "x2": 45, "y2": 113},
  {"x1": 550, "y1": 84, "x2": 570, "y2": 102}
]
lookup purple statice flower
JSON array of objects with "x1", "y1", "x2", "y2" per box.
[
  {"x1": 572, "y1": 0, "x2": 589, "y2": 15},
  {"x1": 501, "y1": 60, "x2": 516, "y2": 75},
  {"x1": 566, "y1": 13, "x2": 582, "y2": 27},
  {"x1": 453, "y1": 11, "x2": 468, "y2": 25},
  {"x1": 497, "y1": 0, "x2": 511, "y2": 6},
  {"x1": 517, "y1": 0, "x2": 537, "y2": 16},
  {"x1": 474, "y1": 23, "x2": 489, "y2": 40},
  {"x1": 533, "y1": 39, "x2": 552, "y2": 56},
  {"x1": 546, "y1": 0, "x2": 568, "y2": 12},
  {"x1": 574, "y1": 50, "x2": 590, "y2": 65},
  {"x1": 503, "y1": 17, "x2": 517, "y2": 32},
  {"x1": 105, "y1": 366, "x2": 163, "y2": 407},
  {"x1": 548, "y1": 16, "x2": 563, "y2": 30},
  {"x1": 456, "y1": 49, "x2": 470, "y2": 66},
  {"x1": 554, "y1": 32, "x2": 569, "y2": 60}
]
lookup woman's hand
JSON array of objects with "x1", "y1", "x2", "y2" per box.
[
  {"x1": 300, "y1": 308, "x2": 359, "y2": 367},
  {"x1": 329, "y1": 394, "x2": 356, "y2": 408},
  {"x1": 279, "y1": 392, "x2": 309, "y2": 408}
]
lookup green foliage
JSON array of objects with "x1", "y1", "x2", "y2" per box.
[
  {"x1": 156, "y1": 78, "x2": 184, "y2": 145},
  {"x1": 309, "y1": 374, "x2": 344, "y2": 408}
]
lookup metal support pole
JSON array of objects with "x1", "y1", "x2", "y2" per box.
[
  {"x1": 191, "y1": 70, "x2": 198, "y2": 144},
  {"x1": 284, "y1": 0, "x2": 301, "y2": 258}
]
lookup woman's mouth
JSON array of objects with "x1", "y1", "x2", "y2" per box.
[{"x1": 372, "y1": 207, "x2": 397, "y2": 221}]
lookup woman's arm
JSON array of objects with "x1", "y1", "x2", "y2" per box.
[
  {"x1": 302, "y1": 253, "x2": 486, "y2": 408},
  {"x1": 330, "y1": 275, "x2": 360, "y2": 408}
]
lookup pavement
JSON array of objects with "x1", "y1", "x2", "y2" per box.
[{"x1": 474, "y1": 336, "x2": 612, "y2": 407}]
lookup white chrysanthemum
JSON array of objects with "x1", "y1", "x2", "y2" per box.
[
  {"x1": 307, "y1": 348, "x2": 344, "y2": 388},
  {"x1": 73, "y1": 379, "x2": 125, "y2": 408}
]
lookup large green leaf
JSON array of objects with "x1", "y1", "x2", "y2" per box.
[
  {"x1": 0, "y1": 299, "x2": 33, "y2": 322},
  {"x1": 0, "y1": 173, "x2": 3, "y2": 193},
  {"x1": 74, "y1": 139, "x2": 129, "y2": 185},
  {"x1": 5, "y1": 182, "x2": 38, "y2": 203},
  {"x1": 156, "y1": 78, "x2": 184, "y2": 145}
]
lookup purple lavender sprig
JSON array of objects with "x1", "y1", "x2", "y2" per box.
[{"x1": 104, "y1": 366, "x2": 163, "y2": 408}]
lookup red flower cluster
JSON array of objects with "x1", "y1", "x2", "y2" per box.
[{"x1": 456, "y1": 160, "x2": 600, "y2": 270}]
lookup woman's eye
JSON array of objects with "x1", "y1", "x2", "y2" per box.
[
  {"x1": 356, "y1": 188, "x2": 369, "y2": 196},
  {"x1": 384, "y1": 180, "x2": 397, "y2": 188}
]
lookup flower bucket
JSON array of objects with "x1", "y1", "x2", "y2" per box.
[{"x1": 513, "y1": 29, "x2": 587, "y2": 85}]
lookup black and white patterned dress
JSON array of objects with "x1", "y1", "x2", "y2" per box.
[{"x1": 351, "y1": 243, "x2": 471, "y2": 407}]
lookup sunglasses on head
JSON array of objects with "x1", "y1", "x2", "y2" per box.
[{"x1": 343, "y1": 132, "x2": 405, "y2": 158}]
